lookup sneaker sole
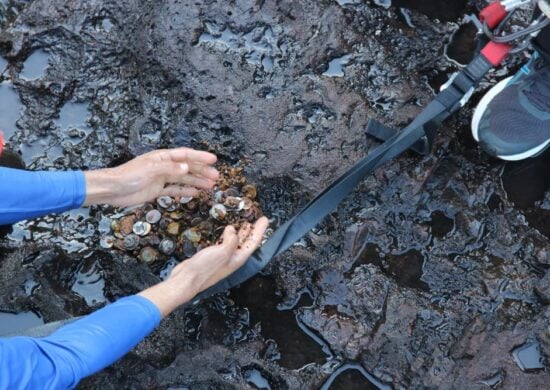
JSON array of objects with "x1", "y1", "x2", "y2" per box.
[{"x1": 471, "y1": 76, "x2": 550, "y2": 161}]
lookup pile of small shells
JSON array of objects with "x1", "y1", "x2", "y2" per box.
[{"x1": 100, "y1": 165, "x2": 262, "y2": 264}]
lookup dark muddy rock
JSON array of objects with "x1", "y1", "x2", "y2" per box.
[{"x1": 1, "y1": 0, "x2": 549, "y2": 389}]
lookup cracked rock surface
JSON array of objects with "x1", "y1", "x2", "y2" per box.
[{"x1": 0, "y1": 0, "x2": 548, "y2": 388}]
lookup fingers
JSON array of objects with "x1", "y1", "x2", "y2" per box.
[
  {"x1": 164, "y1": 148, "x2": 217, "y2": 165},
  {"x1": 160, "y1": 185, "x2": 199, "y2": 198},
  {"x1": 177, "y1": 174, "x2": 217, "y2": 189},
  {"x1": 188, "y1": 161, "x2": 220, "y2": 181},
  {"x1": 232, "y1": 217, "x2": 269, "y2": 263},
  {"x1": 220, "y1": 225, "x2": 239, "y2": 252},
  {"x1": 157, "y1": 161, "x2": 216, "y2": 190},
  {"x1": 237, "y1": 222, "x2": 252, "y2": 246}
]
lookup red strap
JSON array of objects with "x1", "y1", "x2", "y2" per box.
[
  {"x1": 480, "y1": 2, "x2": 507, "y2": 29},
  {"x1": 0, "y1": 130, "x2": 4, "y2": 156},
  {"x1": 481, "y1": 41, "x2": 512, "y2": 66}
]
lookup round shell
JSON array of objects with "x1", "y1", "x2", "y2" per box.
[
  {"x1": 238, "y1": 198, "x2": 253, "y2": 211},
  {"x1": 179, "y1": 196, "x2": 193, "y2": 204},
  {"x1": 100, "y1": 235, "x2": 115, "y2": 249},
  {"x1": 159, "y1": 239, "x2": 175, "y2": 255},
  {"x1": 123, "y1": 234, "x2": 140, "y2": 250},
  {"x1": 145, "y1": 209, "x2": 162, "y2": 224},
  {"x1": 133, "y1": 221, "x2": 152, "y2": 236},
  {"x1": 166, "y1": 222, "x2": 180, "y2": 236},
  {"x1": 157, "y1": 196, "x2": 174, "y2": 209},
  {"x1": 210, "y1": 204, "x2": 227, "y2": 220},
  {"x1": 183, "y1": 228, "x2": 202, "y2": 243},
  {"x1": 241, "y1": 184, "x2": 257, "y2": 199},
  {"x1": 140, "y1": 247, "x2": 159, "y2": 263}
]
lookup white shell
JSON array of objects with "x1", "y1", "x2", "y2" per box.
[{"x1": 133, "y1": 221, "x2": 152, "y2": 236}]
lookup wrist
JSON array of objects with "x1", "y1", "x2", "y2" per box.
[
  {"x1": 138, "y1": 271, "x2": 198, "y2": 318},
  {"x1": 83, "y1": 168, "x2": 118, "y2": 206}
]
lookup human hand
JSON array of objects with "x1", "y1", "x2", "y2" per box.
[
  {"x1": 138, "y1": 217, "x2": 269, "y2": 317},
  {"x1": 83, "y1": 148, "x2": 219, "y2": 207}
]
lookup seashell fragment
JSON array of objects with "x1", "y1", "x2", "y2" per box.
[
  {"x1": 179, "y1": 196, "x2": 193, "y2": 204},
  {"x1": 100, "y1": 235, "x2": 115, "y2": 249},
  {"x1": 183, "y1": 228, "x2": 202, "y2": 243},
  {"x1": 145, "y1": 209, "x2": 162, "y2": 224},
  {"x1": 241, "y1": 184, "x2": 257, "y2": 199},
  {"x1": 157, "y1": 196, "x2": 174, "y2": 209},
  {"x1": 133, "y1": 221, "x2": 151, "y2": 236},
  {"x1": 182, "y1": 240, "x2": 196, "y2": 257},
  {"x1": 123, "y1": 234, "x2": 140, "y2": 250},
  {"x1": 110, "y1": 219, "x2": 121, "y2": 233},
  {"x1": 210, "y1": 204, "x2": 227, "y2": 220},
  {"x1": 238, "y1": 198, "x2": 253, "y2": 211},
  {"x1": 120, "y1": 215, "x2": 135, "y2": 235},
  {"x1": 159, "y1": 239, "x2": 175, "y2": 255},
  {"x1": 214, "y1": 191, "x2": 225, "y2": 203},
  {"x1": 166, "y1": 221, "x2": 180, "y2": 236},
  {"x1": 225, "y1": 187, "x2": 239, "y2": 197},
  {"x1": 224, "y1": 196, "x2": 242, "y2": 208},
  {"x1": 140, "y1": 247, "x2": 159, "y2": 263}
]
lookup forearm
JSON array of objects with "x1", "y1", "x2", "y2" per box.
[
  {"x1": 0, "y1": 295, "x2": 161, "y2": 389},
  {"x1": 0, "y1": 168, "x2": 86, "y2": 225},
  {"x1": 138, "y1": 272, "x2": 198, "y2": 317}
]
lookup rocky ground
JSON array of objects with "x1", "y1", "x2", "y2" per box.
[{"x1": 0, "y1": 0, "x2": 548, "y2": 388}]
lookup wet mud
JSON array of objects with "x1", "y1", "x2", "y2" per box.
[{"x1": 0, "y1": 0, "x2": 549, "y2": 389}]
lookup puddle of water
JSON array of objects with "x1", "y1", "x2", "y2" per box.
[
  {"x1": 372, "y1": 0, "x2": 391, "y2": 9},
  {"x1": 323, "y1": 54, "x2": 352, "y2": 78},
  {"x1": 230, "y1": 276, "x2": 327, "y2": 369},
  {"x1": 429, "y1": 210, "x2": 455, "y2": 239},
  {"x1": 0, "y1": 81, "x2": 23, "y2": 140},
  {"x1": 393, "y1": 0, "x2": 468, "y2": 22},
  {"x1": 321, "y1": 363, "x2": 391, "y2": 390},
  {"x1": 479, "y1": 371, "x2": 504, "y2": 388},
  {"x1": 445, "y1": 23, "x2": 477, "y2": 66},
  {"x1": 23, "y1": 278, "x2": 40, "y2": 296},
  {"x1": 19, "y1": 135, "x2": 64, "y2": 167},
  {"x1": 398, "y1": 8, "x2": 415, "y2": 28},
  {"x1": 159, "y1": 258, "x2": 179, "y2": 280},
  {"x1": 55, "y1": 102, "x2": 93, "y2": 145},
  {"x1": 102, "y1": 18, "x2": 113, "y2": 32},
  {"x1": 0, "y1": 56, "x2": 7, "y2": 73},
  {"x1": 0, "y1": 310, "x2": 44, "y2": 335},
  {"x1": 197, "y1": 24, "x2": 278, "y2": 72},
  {"x1": 20, "y1": 49, "x2": 50, "y2": 80},
  {"x1": 71, "y1": 256, "x2": 107, "y2": 306},
  {"x1": 243, "y1": 367, "x2": 271, "y2": 390},
  {"x1": 348, "y1": 242, "x2": 383, "y2": 274},
  {"x1": 386, "y1": 250, "x2": 429, "y2": 291},
  {"x1": 336, "y1": 0, "x2": 362, "y2": 6},
  {"x1": 512, "y1": 340, "x2": 545, "y2": 372}
]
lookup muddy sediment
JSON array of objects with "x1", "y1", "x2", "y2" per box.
[{"x1": 0, "y1": 0, "x2": 548, "y2": 389}]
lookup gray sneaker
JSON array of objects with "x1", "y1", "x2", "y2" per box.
[{"x1": 471, "y1": 53, "x2": 550, "y2": 161}]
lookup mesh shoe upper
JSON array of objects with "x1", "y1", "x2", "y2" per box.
[{"x1": 477, "y1": 65, "x2": 550, "y2": 159}]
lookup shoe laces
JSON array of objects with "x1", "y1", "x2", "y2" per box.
[{"x1": 524, "y1": 67, "x2": 550, "y2": 112}]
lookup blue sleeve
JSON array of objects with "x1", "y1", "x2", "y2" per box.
[
  {"x1": 0, "y1": 167, "x2": 86, "y2": 225},
  {"x1": 0, "y1": 295, "x2": 161, "y2": 389}
]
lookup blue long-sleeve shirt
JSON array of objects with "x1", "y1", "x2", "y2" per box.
[{"x1": 0, "y1": 167, "x2": 162, "y2": 388}]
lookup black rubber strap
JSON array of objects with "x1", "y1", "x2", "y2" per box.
[{"x1": 196, "y1": 55, "x2": 493, "y2": 300}]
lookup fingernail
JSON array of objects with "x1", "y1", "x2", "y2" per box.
[{"x1": 180, "y1": 163, "x2": 188, "y2": 172}]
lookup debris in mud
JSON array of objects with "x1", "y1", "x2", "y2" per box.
[
  {"x1": 512, "y1": 340, "x2": 545, "y2": 372},
  {"x1": 102, "y1": 163, "x2": 263, "y2": 266}
]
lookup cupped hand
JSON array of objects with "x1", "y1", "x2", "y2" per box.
[
  {"x1": 84, "y1": 148, "x2": 219, "y2": 207},
  {"x1": 138, "y1": 217, "x2": 270, "y2": 317}
]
